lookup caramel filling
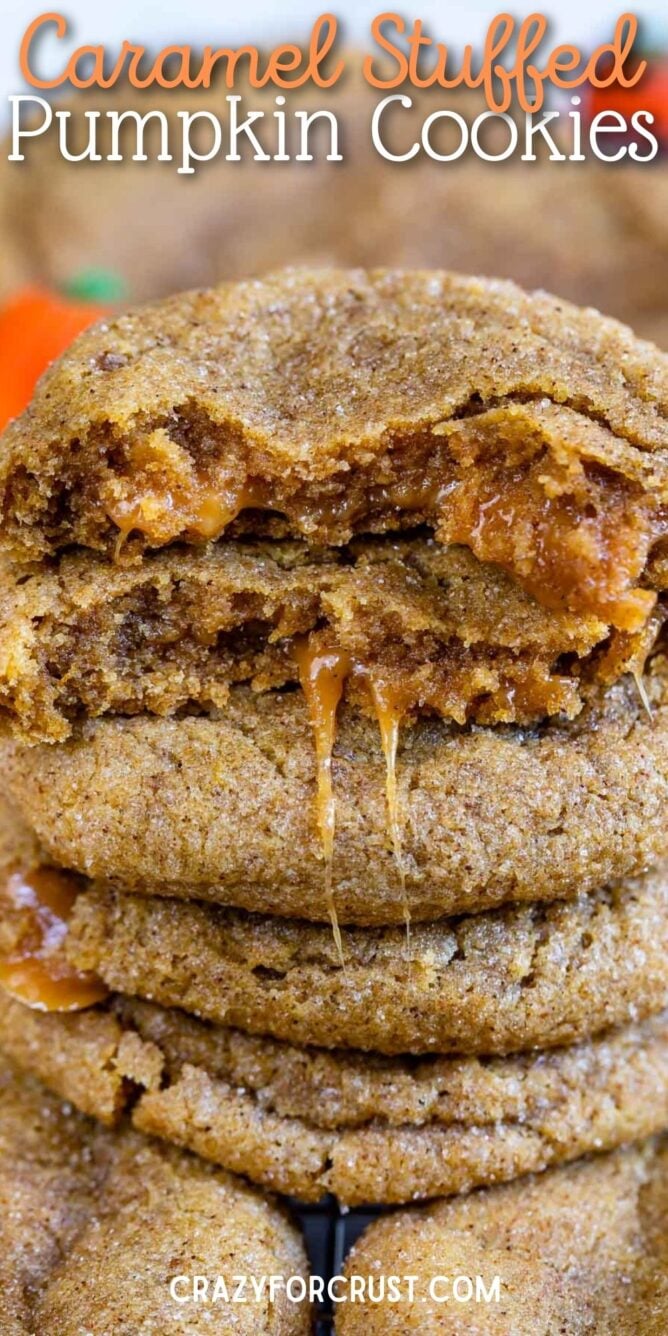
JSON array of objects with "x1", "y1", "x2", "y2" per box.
[
  {"x1": 0, "y1": 867, "x2": 108, "y2": 1011},
  {"x1": 110, "y1": 483, "x2": 266, "y2": 544},
  {"x1": 106, "y1": 433, "x2": 268, "y2": 548},
  {"x1": 356, "y1": 437, "x2": 667, "y2": 635},
  {"x1": 433, "y1": 459, "x2": 664, "y2": 634},
  {"x1": 102, "y1": 434, "x2": 665, "y2": 634}
]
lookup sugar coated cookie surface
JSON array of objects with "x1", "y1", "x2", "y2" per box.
[
  {"x1": 0, "y1": 1055, "x2": 309, "y2": 1334},
  {"x1": 2, "y1": 986, "x2": 668, "y2": 1206},
  {"x1": 338, "y1": 1138, "x2": 668, "y2": 1333},
  {"x1": 4, "y1": 659, "x2": 668, "y2": 923}
]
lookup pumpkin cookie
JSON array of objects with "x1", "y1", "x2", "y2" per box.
[
  {"x1": 3, "y1": 659, "x2": 668, "y2": 924},
  {"x1": 337, "y1": 1138, "x2": 668, "y2": 1333},
  {"x1": 0, "y1": 1054, "x2": 309, "y2": 1335},
  {"x1": 3, "y1": 794, "x2": 668, "y2": 1056},
  {"x1": 65, "y1": 864, "x2": 668, "y2": 1057},
  {"x1": 1, "y1": 270, "x2": 667, "y2": 642},
  {"x1": 1, "y1": 988, "x2": 668, "y2": 1207}
]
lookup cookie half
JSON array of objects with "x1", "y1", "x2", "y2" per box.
[
  {"x1": 1, "y1": 270, "x2": 666, "y2": 642},
  {"x1": 1, "y1": 989, "x2": 668, "y2": 1207},
  {"x1": 4, "y1": 535, "x2": 652, "y2": 745},
  {"x1": 0, "y1": 1054, "x2": 309, "y2": 1335},
  {"x1": 337, "y1": 1138, "x2": 668, "y2": 1333}
]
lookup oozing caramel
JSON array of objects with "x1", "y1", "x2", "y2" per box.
[
  {"x1": 433, "y1": 448, "x2": 664, "y2": 634},
  {"x1": 291, "y1": 586, "x2": 666, "y2": 931},
  {"x1": 295, "y1": 634, "x2": 419, "y2": 935},
  {"x1": 108, "y1": 466, "x2": 266, "y2": 547},
  {"x1": 373, "y1": 682, "x2": 414, "y2": 943},
  {"x1": 0, "y1": 866, "x2": 108, "y2": 1011},
  {"x1": 596, "y1": 607, "x2": 667, "y2": 720},
  {"x1": 355, "y1": 671, "x2": 412, "y2": 935},
  {"x1": 104, "y1": 432, "x2": 665, "y2": 633},
  {"x1": 294, "y1": 638, "x2": 351, "y2": 961}
]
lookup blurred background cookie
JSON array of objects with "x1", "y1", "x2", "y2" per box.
[{"x1": 2, "y1": 80, "x2": 667, "y2": 344}]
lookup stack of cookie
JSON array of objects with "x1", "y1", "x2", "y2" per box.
[{"x1": 1, "y1": 270, "x2": 668, "y2": 1237}]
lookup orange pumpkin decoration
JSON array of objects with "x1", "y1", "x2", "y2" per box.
[{"x1": 0, "y1": 288, "x2": 106, "y2": 432}]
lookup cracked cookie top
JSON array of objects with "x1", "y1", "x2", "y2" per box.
[{"x1": 1, "y1": 269, "x2": 667, "y2": 628}]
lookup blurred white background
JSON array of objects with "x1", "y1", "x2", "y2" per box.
[{"x1": 2, "y1": 0, "x2": 667, "y2": 111}]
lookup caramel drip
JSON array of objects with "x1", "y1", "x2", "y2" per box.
[
  {"x1": 597, "y1": 607, "x2": 665, "y2": 720},
  {"x1": 294, "y1": 639, "x2": 350, "y2": 963},
  {"x1": 0, "y1": 867, "x2": 108, "y2": 1012},
  {"x1": 633, "y1": 670, "x2": 653, "y2": 720},
  {"x1": 366, "y1": 677, "x2": 411, "y2": 940},
  {"x1": 295, "y1": 633, "x2": 414, "y2": 942}
]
